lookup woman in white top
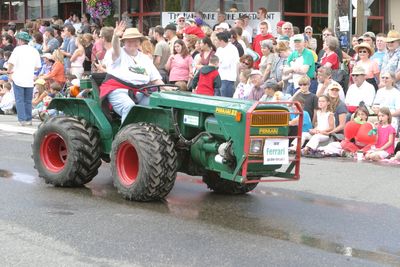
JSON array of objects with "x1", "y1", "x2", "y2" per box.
[
  {"x1": 70, "y1": 35, "x2": 85, "y2": 79},
  {"x1": 373, "y1": 71, "x2": 400, "y2": 131}
]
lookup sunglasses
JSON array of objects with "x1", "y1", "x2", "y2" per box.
[
  {"x1": 323, "y1": 33, "x2": 332, "y2": 36},
  {"x1": 299, "y1": 83, "x2": 309, "y2": 86},
  {"x1": 305, "y1": 31, "x2": 312, "y2": 34},
  {"x1": 178, "y1": 19, "x2": 185, "y2": 22},
  {"x1": 352, "y1": 74, "x2": 362, "y2": 77},
  {"x1": 387, "y1": 41, "x2": 395, "y2": 44},
  {"x1": 381, "y1": 76, "x2": 390, "y2": 79},
  {"x1": 358, "y1": 50, "x2": 368, "y2": 54}
]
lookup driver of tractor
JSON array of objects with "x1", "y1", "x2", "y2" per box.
[{"x1": 100, "y1": 21, "x2": 164, "y2": 123}]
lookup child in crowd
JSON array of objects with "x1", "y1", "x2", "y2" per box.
[
  {"x1": 299, "y1": 95, "x2": 335, "y2": 155},
  {"x1": 39, "y1": 82, "x2": 63, "y2": 121},
  {"x1": 0, "y1": 82, "x2": 15, "y2": 115},
  {"x1": 288, "y1": 95, "x2": 312, "y2": 151},
  {"x1": 233, "y1": 69, "x2": 251, "y2": 100},
  {"x1": 365, "y1": 107, "x2": 396, "y2": 161},
  {"x1": 191, "y1": 55, "x2": 221, "y2": 96},
  {"x1": 0, "y1": 51, "x2": 11, "y2": 75},
  {"x1": 32, "y1": 79, "x2": 48, "y2": 119}
]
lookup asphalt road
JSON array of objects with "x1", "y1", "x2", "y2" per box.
[{"x1": 0, "y1": 131, "x2": 399, "y2": 266}]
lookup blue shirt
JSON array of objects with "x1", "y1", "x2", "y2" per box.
[{"x1": 291, "y1": 110, "x2": 312, "y2": 133}]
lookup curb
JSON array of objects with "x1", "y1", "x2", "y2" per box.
[{"x1": 0, "y1": 123, "x2": 37, "y2": 135}]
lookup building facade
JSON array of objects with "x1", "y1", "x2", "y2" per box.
[{"x1": 0, "y1": 0, "x2": 388, "y2": 36}]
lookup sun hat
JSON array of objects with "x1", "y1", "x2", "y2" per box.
[
  {"x1": 120, "y1": 28, "x2": 144, "y2": 41},
  {"x1": 327, "y1": 82, "x2": 341, "y2": 91},
  {"x1": 354, "y1": 42, "x2": 374, "y2": 56},
  {"x1": 384, "y1": 30, "x2": 400, "y2": 42},
  {"x1": 34, "y1": 78, "x2": 46, "y2": 85},
  {"x1": 41, "y1": 53, "x2": 53, "y2": 60},
  {"x1": 250, "y1": 69, "x2": 262, "y2": 76},
  {"x1": 351, "y1": 65, "x2": 366, "y2": 75},
  {"x1": 15, "y1": 31, "x2": 32, "y2": 42}
]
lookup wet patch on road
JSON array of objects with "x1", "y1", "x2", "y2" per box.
[
  {"x1": 0, "y1": 169, "x2": 12, "y2": 178},
  {"x1": 0, "y1": 169, "x2": 38, "y2": 184}
]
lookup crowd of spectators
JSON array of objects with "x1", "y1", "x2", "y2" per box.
[{"x1": 1, "y1": 7, "x2": 400, "y2": 161}]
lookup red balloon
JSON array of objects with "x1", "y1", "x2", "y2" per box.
[
  {"x1": 344, "y1": 121, "x2": 362, "y2": 140},
  {"x1": 355, "y1": 122, "x2": 377, "y2": 145}
]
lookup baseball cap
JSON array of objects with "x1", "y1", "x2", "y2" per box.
[
  {"x1": 277, "y1": 21, "x2": 285, "y2": 27},
  {"x1": 164, "y1": 24, "x2": 177, "y2": 31},
  {"x1": 292, "y1": 34, "x2": 304, "y2": 42},
  {"x1": 194, "y1": 17, "x2": 203, "y2": 26},
  {"x1": 0, "y1": 75, "x2": 8, "y2": 82}
]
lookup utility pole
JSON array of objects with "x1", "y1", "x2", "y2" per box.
[
  {"x1": 328, "y1": 0, "x2": 352, "y2": 50},
  {"x1": 356, "y1": 0, "x2": 365, "y2": 35}
]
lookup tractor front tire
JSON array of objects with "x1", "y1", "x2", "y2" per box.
[
  {"x1": 32, "y1": 116, "x2": 102, "y2": 186},
  {"x1": 202, "y1": 171, "x2": 258, "y2": 194},
  {"x1": 111, "y1": 124, "x2": 177, "y2": 201}
]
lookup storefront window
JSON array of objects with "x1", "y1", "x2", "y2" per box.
[
  {"x1": 311, "y1": 0, "x2": 328, "y2": 13},
  {"x1": 253, "y1": 0, "x2": 280, "y2": 11},
  {"x1": 223, "y1": 0, "x2": 250, "y2": 12},
  {"x1": 112, "y1": 0, "x2": 120, "y2": 20},
  {"x1": 10, "y1": 0, "x2": 24, "y2": 21},
  {"x1": 164, "y1": 0, "x2": 189, "y2": 11},
  {"x1": 194, "y1": 1, "x2": 219, "y2": 12},
  {"x1": 27, "y1": 0, "x2": 40, "y2": 20},
  {"x1": 142, "y1": 15, "x2": 160, "y2": 36},
  {"x1": 128, "y1": 0, "x2": 139, "y2": 13},
  {"x1": 42, "y1": 0, "x2": 57, "y2": 19},
  {"x1": 143, "y1": 0, "x2": 160, "y2": 12},
  {"x1": 367, "y1": 19, "x2": 382, "y2": 33},
  {"x1": 369, "y1": 0, "x2": 382, "y2": 16},
  {"x1": 1, "y1": 1, "x2": 10, "y2": 21},
  {"x1": 284, "y1": 0, "x2": 306, "y2": 13}
]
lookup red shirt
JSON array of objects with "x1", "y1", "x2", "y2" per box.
[
  {"x1": 252, "y1": 33, "x2": 274, "y2": 69},
  {"x1": 321, "y1": 52, "x2": 339, "y2": 70}
]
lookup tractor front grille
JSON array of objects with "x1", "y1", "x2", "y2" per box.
[{"x1": 251, "y1": 110, "x2": 289, "y2": 126}]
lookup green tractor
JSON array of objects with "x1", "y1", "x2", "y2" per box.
[{"x1": 32, "y1": 75, "x2": 303, "y2": 201}]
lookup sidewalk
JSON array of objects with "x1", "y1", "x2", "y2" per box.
[{"x1": 0, "y1": 115, "x2": 41, "y2": 135}]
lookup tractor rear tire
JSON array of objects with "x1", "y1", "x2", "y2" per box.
[
  {"x1": 202, "y1": 171, "x2": 258, "y2": 194},
  {"x1": 111, "y1": 124, "x2": 177, "y2": 201},
  {"x1": 32, "y1": 116, "x2": 102, "y2": 186}
]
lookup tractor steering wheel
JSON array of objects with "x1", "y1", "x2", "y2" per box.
[{"x1": 137, "y1": 84, "x2": 180, "y2": 94}]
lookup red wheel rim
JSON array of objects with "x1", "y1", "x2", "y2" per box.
[
  {"x1": 40, "y1": 133, "x2": 68, "y2": 173},
  {"x1": 117, "y1": 141, "x2": 139, "y2": 186}
]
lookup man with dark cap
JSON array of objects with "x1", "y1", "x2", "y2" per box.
[
  {"x1": 164, "y1": 24, "x2": 178, "y2": 54},
  {"x1": 42, "y1": 27, "x2": 60, "y2": 53}
]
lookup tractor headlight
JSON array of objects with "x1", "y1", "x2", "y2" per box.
[{"x1": 249, "y1": 139, "x2": 263, "y2": 154}]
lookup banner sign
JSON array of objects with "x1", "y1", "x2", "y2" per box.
[{"x1": 161, "y1": 12, "x2": 281, "y2": 35}]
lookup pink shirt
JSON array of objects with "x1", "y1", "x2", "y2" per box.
[
  {"x1": 167, "y1": 54, "x2": 193, "y2": 82},
  {"x1": 376, "y1": 124, "x2": 396, "y2": 154},
  {"x1": 355, "y1": 59, "x2": 379, "y2": 79}
]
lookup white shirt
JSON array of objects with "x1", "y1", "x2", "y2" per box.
[
  {"x1": 345, "y1": 80, "x2": 376, "y2": 106},
  {"x1": 108, "y1": 48, "x2": 161, "y2": 85},
  {"x1": 373, "y1": 87, "x2": 400, "y2": 112},
  {"x1": 242, "y1": 29, "x2": 252, "y2": 44},
  {"x1": 8, "y1": 44, "x2": 41, "y2": 88},
  {"x1": 0, "y1": 91, "x2": 15, "y2": 111},
  {"x1": 215, "y1": 43, "x2": 239, "y2": 82}
]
